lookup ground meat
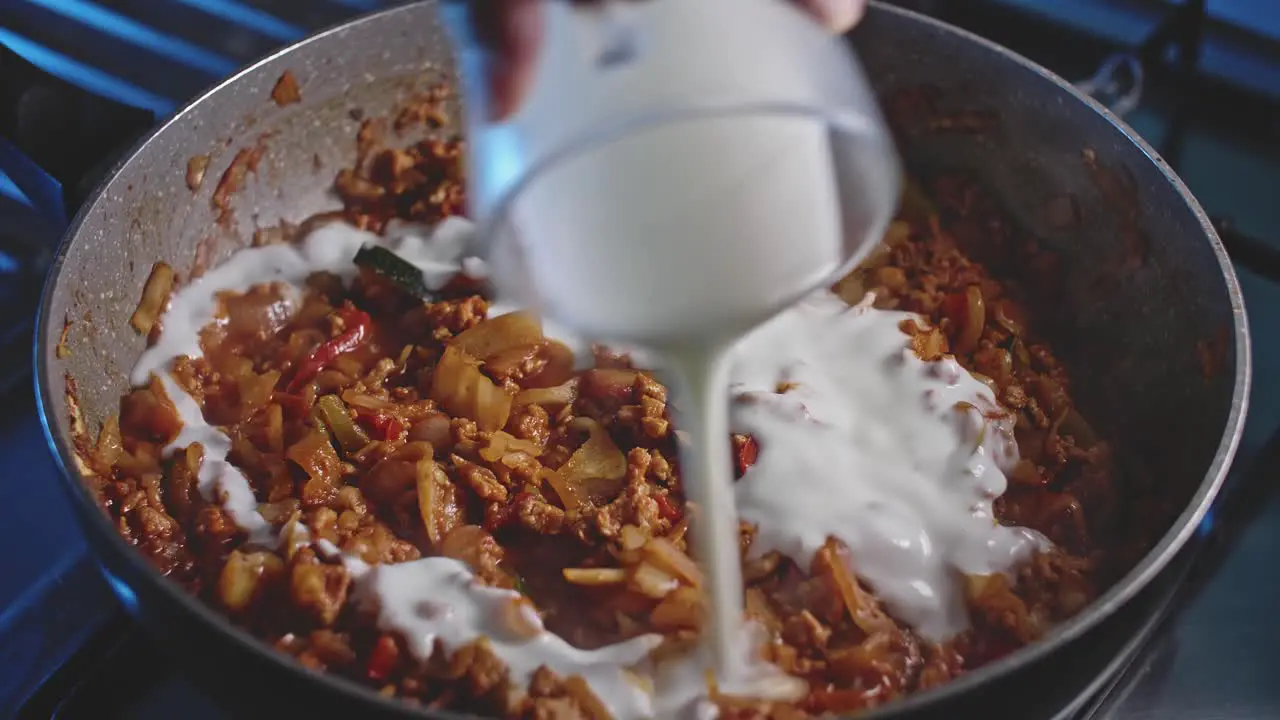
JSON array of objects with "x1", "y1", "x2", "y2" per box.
[
  {"x1": 509, "y1": 403, "x2": 552, "y2": 446},
  {"x1": 454, "y1": 458, "x2": 509, "y2": 502},
  {"x1": 440, "y1": 525, "x2": 505, "y2": 585},
  {"x1": 516, "y1": 493, "x2": 567, "y2": 534},
  {"x1": 87, "y1": 116, "x2": 1144, "y2": 719}
]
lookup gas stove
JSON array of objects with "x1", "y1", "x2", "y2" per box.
[{"x1": 1, "y1": 1, "x2": 1278, "y2": 719}]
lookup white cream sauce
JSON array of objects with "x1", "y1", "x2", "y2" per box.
[
  {"x1": 333, "y1": 548, "x2": 665, "y2": 719},
  {"x1": 138, "y1": 218, "x2": 482, "y2": 546},
  {"x1": 132, "y1": 217, "x2": 481, "y2": 386},
  {"x1": 157, "y1": 372, "x2": 274, "y2": 544},
  {"x1": 131, "y1": 216, "x2": 1047, "y2": 716},
  {"x1": 729, "y1": 291, "x2": 1046, "y2": 640},
  {"x1": 310, "y1": 539, "x2": 786, "y2": 720}
]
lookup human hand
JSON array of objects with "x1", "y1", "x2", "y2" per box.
[{"x1": 457, "y1": 0, "x2": 870, "y2": 121}]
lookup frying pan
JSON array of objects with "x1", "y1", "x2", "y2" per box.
[{"x1": 5, "y1": 1, "x2": 1250, "y2": 718}]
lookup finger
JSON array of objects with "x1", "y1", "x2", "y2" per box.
[
  {"x1": 794, "y1": 0, "x2": 868, "y2": 34},
  {"x1": 468, "y1": 0, "x2": 544, "y2": 121}
]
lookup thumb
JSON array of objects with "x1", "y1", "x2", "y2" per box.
[
  {"x1": 796, "y1": 0, "x2": 869, "y2": 33},
  {"x1": 439, "y1": 0, "x2": 544, "y2": 123}
]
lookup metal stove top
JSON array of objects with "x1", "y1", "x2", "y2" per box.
[{"x1": 1, "y1": 1, "x2": 1278, "y2": 718}]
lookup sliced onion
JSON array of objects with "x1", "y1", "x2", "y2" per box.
[
  {"x1": 285, "y1": 429, "x2": 342, "y2": 486},
  {"x1": 479, "y1": 431, "x2": 542, "y2": 462},
  {"x1": 993, "y1": 298, "x2": 1027, "y2": 336},
  {"x1": 451, "y1": 310, "x2": 544, "y2": 361},
  {"x1": 641, "y1": 537, "x2": 702, "y2": 586},
  {"x1": 648, "y1": 586, "x2": 703, "y2": 630},
  {"x1": 416, "y1": 457, "x2": 462, "y2": 548},
  {"x1": 430, "y1": 345, "x2": 513, "y2": 432},
  {"x1": 816, "y1": 539, "x2": 895, "y2": 636},
  {"x1": 219, "y1": 284, "x2": 295, "y2": 342},
  {"x1": 950, "y1": 284, "x2": 985, "y2": 354},
  {"x1": 484, "y1": 343, "x2": 543, "y2": 379},
  {"x1": 558, "y1": 418, "x2": 627, "y2": 501},
  {"x1": 265, "y1": 403, "x2": 284, "y2": 454},
  {"x1": 563, "y1": 567, "x2": 628, "y2": 586},
  {"x1": 515, "y1": 378, "x2": 578, "y2": 409},
  {"x1": 628, "y1": 561, "x2": 679, "y2": 599},
  {"x1": 542, "y1": 467, "x2": 585, "y2": 510},
  {"x1": 341, "y1": 391, "x2": 394, "y2": 412},
  {"x1": 93, "y1": 415, "x2": 123, "y2": 471},
  {"x1": 580, "y1": 368, "x2": 639, "y2": 403},
  {"x1": 523, "y1": 340, "x2": 576, "y2": 389}
]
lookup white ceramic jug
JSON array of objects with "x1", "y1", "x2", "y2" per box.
[{"x1": 443, "y1": 0, "x2": 901, "y2": 345}]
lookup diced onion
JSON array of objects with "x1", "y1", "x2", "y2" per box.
[{"x1": 130, "y1": 262, "x2": 175, "y2": 335}]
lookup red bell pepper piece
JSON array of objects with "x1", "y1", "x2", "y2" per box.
[
  {"x1": 734, "y1": 435, "x2": 759, "y2": 478},
  {"x1": 654, "y1": 493, "x2": 683, "y2": 522},
  {"x1": 369, "y1": 413, "x2": 403, "y2": 441},
  {"x1": 366, "y1": 634, "x2": 400, "y2": 682},
  {"x1": 286, "y1": 308, "x2": 371, "y2": 392}
]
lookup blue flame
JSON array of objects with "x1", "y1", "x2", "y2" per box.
[
  {"x1": 171, "y1": 0, "x2": 304, "y2": 43},
  {"x1": 0, "y1": 28, "x2": 174, "y2": 116},
  {"x1": 0, "y1": 170, "x2": 31, "y2": 206},
  {"x1": 327, "y1": 0, "x2": 384, "y2": 11},
  {"x1": 102, "y1": 566, "x2": 140, "y2": 613},
  {"x1": 31, "y1": 0, "x2": 236, "y2": 76}
]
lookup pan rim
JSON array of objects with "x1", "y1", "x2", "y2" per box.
[
  {"x1": 32, "y1": 1, "x2": 1251, "y2": 718},
  {"x1": 848, "y1": 5, "x2": 1250, "y2": 718},
  {"x1": 32, "y1": 2, "x2": 477, "y2": 718}
]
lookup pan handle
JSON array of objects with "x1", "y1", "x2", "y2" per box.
[
  {"x1": 1075, "y1": 54, "x2": 1144, "y2": 119},
  {"x1": 0, "y1": 42, "x2": 155, "y2": 224}
]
